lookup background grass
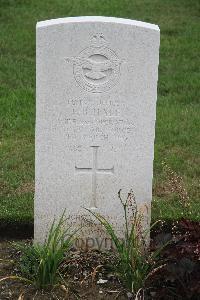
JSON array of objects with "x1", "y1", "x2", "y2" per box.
[{"x1": 0, "y1": 0, "x2": 199, "y2": 225}]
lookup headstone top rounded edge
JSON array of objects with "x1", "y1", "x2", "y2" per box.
[{"x1": 36, "y1": 16, "x2": 159, "y2": 32}]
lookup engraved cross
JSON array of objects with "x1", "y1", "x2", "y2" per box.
[{"x1": 75, "y1": 146, "x2": 114, "y2": 208}]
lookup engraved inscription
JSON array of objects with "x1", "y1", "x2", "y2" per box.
[
  {"x1": 75, "y1": 146, "x2": 114, "y2": 208},
  {"x1": 65, "y1": 34, "x2": 121, "y2": 93}
]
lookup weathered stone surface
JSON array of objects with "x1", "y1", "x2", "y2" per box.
[{"x1": 35, "y1": 16, "x2": 160, "y2": 248}]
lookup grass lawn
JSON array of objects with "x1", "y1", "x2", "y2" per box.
[{"x1": 0, "y1": 0, "x2": 199, "y2": 226}]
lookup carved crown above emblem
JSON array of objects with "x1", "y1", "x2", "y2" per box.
[{"x1": 90, "y1": 33, "x2": 107, "y2": 47}]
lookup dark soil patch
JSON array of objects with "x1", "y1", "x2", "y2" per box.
[
  {"x1": 0, "y1": 221, "x2": 33, "y2": 240},
  {"x1": 0, "y1": 240, "x2": 126, "y2": 299},
  {"x1": 0, "y1": 219, "x2": 199, "y2": 299}
]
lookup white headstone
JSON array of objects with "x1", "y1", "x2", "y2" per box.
[{"x1": 35, "y1": 16, "x2": 160, "y2": 249}]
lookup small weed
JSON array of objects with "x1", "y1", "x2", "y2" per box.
[
  {"x1": 163, "y1": 162, "x2": 190, "y2": 203},
  {"x1": 162, "y1": 161, "x2": 192, "y2": 217},
  {"x1": 86, "y1": 190, "x2": 168, "y2": 297},
  {"x1": 12, "y1": 211, "x2": 76, "y2": 289}
]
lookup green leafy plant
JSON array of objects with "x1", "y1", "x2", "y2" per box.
[
  {"x1": 86, "y1": 190, "x2": 168, "y2": 296},
  {"x1": 14, "y1": 211, "x2": 76, "y2": 289}
]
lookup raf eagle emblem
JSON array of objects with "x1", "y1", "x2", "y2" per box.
[{"x1": 65, "y1": 34, "x2": 121, "y2": 93}]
